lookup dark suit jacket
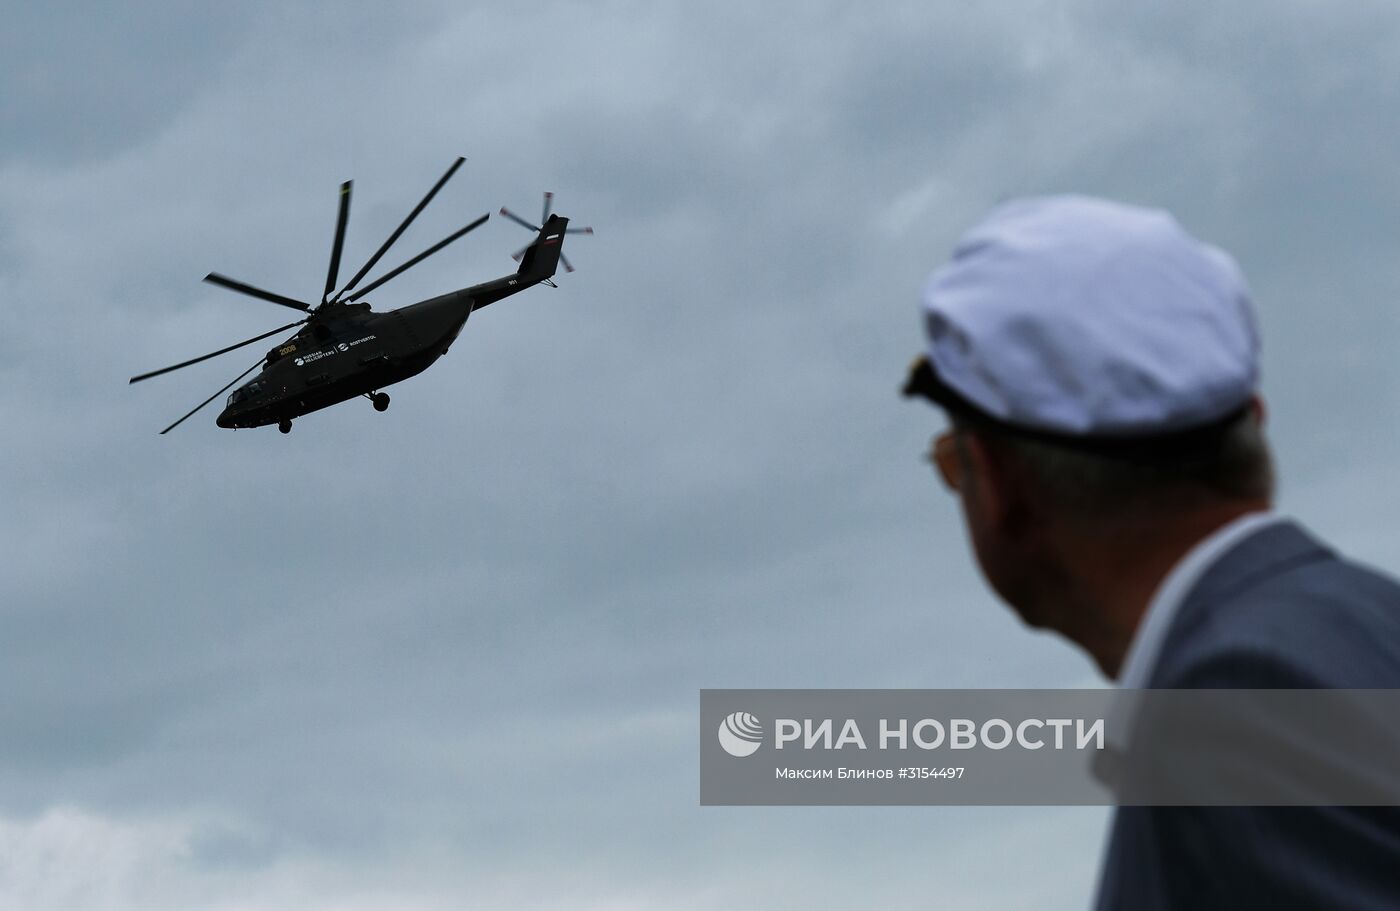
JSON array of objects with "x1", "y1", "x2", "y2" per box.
[{"x1": 1095, "y1": 520, "x2": 1400, "y2": 910}]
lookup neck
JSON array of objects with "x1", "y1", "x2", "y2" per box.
[{"x1": 1051, "y1": 499, "x2": 1270, "y2": 679}]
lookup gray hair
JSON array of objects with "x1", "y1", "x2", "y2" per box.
[{"x1": 957, "y1": 411, "x2": 1275, "y2": 519}]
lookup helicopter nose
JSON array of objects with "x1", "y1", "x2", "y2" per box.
[{"x1": 216, "y1": 409, "x2": 234, "y2": 429}]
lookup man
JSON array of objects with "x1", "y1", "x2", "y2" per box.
[{"x1": 901, "y1": 196, "x2": 1400, "y2": 909}]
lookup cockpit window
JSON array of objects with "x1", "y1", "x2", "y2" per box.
[{"x1": 227, "y1": 381, "x2": 265, "y2": 407}]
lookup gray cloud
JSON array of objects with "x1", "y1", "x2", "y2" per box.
[{"x1": 3, "y1": 2, "x2": 1399, "y2": 908}]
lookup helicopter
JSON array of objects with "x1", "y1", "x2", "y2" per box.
[{"x1": 129, "y1": 157, "x2": 591, "y2": 434}]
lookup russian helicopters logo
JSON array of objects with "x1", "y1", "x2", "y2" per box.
[{"x1": 718, "y1": 712, "x2": 764, "y2": 757}]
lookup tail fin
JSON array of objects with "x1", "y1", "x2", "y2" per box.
[{"x1": 515, "y1": 215, "x2": 570, "y2": 280}]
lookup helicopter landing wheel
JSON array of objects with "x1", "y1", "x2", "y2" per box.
[
  {"x1": 372, "y1": 392, "x2": 390, "y2": 412},
  {"x1": 278, "y1": 419, "x2": 292, "y2": 434}
]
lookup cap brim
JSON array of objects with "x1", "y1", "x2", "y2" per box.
[
  {"x1": 901, "y1": 355, "x2": 985, "y2": 419},
  {"x1": 901, "y1": 354, "x2": 1247, "y2": 464}
]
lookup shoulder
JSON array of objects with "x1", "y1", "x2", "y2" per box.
[
  {"x1": 1152, "y1": 523, "x2": 1400, "y2": 688},
  {"x1": 1101, "y1": 806, "x2": 1400, "y2": 910}
]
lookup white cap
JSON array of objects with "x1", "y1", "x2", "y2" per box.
[{"x1": 910, "y1": 195, "x2": 1260, "y2": 438}]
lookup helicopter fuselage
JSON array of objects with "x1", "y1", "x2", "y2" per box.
[{"x1": 216, "y1": 241, "x2": 555, "y2": 430}]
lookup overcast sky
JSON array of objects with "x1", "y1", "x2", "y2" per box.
[{"x1": 5, "y1": 2, "x2": 1400, "y2": 908}]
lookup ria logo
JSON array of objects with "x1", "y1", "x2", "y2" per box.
[{"x1": 718, "y1": 712, "x2": 763, "y2": 757}]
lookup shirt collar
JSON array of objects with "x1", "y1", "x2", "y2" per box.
[{"x1": 1105, "y1": 510, "x2": 1286, "y2": 750}]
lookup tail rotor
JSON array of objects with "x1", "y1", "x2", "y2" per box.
[{"x1": 499, "y1": 192, "x2": 592, "y2": 273}]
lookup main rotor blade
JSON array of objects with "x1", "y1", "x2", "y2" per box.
[
  {"x1": 129, "y1": 320, "x2": 305, "y2": 384},
  {"x1": 204, "y1": 273, "x2": 312, "y2": 312},
  {"x1": 159, "y1": 357, "x2": 264, "y2": 434},
  {"x1": 499, "y1": 207, "x2": 539, "y2": 232},
  {"x1": 348, "y1": 213, "x2": 489, "y2": 301},
  {"x1": 542, "y1": 191, "x2": 553, "y2": 224},
  {"x1": 336, "y1": 157, "x2": 464, "y2": 302},
  {"x1": 322, "y1": 180, "x2": 353, "y2": 304}
]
